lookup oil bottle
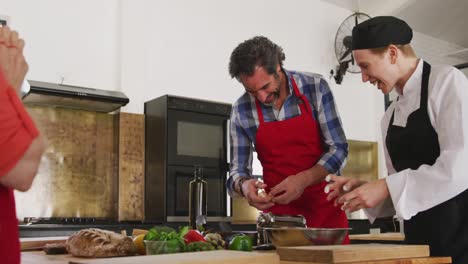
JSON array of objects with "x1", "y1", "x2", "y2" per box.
[{"x1": 189, "y1": 165, "x2": 207, "y2": 230}]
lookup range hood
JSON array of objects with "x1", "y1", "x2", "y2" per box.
[{"x1": 22, "y1": 80, "x2": 129, "y2": 113}]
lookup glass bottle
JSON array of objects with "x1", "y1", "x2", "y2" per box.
[{"x1": 189, "y1": 165, "x2": 207, "y2": 230}]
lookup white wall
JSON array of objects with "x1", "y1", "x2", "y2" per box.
[
  {"x1": 0, "y1": 0, "x2": 121, "y2": 91},
  {"x1": 120, "y1": 0, "x2": 383, "y2": 134},
  {"x1": 2, "y1": 0, "x2": 384, "y2": 176},
  {"x1": 120, "y1": 0, "x2": 385, "y2": 177}
]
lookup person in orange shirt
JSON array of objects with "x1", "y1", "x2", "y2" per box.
[{"x1": 0, "y1": 26, "x2": 47, "y2": 264}]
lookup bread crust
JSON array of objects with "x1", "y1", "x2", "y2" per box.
[{"x1": 66, "y1": 228, "x2": 137, "y2": 258}]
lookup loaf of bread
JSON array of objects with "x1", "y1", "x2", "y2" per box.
[{"x1": 66, "y1": 228, "x2": 137, "y2": 258}]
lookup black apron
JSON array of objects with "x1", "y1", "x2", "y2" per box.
[{"x1": 386, "y1": 61, "x2": 468, "y2": 264}]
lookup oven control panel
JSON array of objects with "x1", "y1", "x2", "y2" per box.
[{"x1": 167, "y1": 96, "x2": 231, "y2": 116}]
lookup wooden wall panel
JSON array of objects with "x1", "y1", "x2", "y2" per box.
[{"x1": 117, "y1": 112, "x2": 145, "y2": 221}]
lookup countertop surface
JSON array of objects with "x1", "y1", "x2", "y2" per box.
[
  {"x1": 21, "y1": 250, "x2": 451, "y2": 264},
  {"x1": 22, "y1": 233, "x2": 451, "y2": 264}
]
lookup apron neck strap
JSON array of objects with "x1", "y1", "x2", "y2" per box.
[
  {"x1": 255, "y1": 98, "x2": 265, "y2": 123},
  {"x1": 420, "y1": 61, "x2": 431, "y2": 110},
  {"x1": 290, "y1": 76, "x2": 311, "y2": 115}
]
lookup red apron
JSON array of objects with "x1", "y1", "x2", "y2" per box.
[{"x1": 255, "y1": 77, "x2": 349, "y2": 244}]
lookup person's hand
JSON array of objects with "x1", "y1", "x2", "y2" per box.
[
  {"x1": 324, "y1": 174, "x2": 366, "y2": 206},
  {"x1": 241, "y1": 179, "x2": 275, "y2": 210},
  {"x1": 269, "y1": 175, "x2": 307, "y2": 205},
  {"x1": 0, "y1": 26, "x2": 28, "y2": 94},
  {"x1": 336, "y1": 178, "x2": 389, "y2": 212}
]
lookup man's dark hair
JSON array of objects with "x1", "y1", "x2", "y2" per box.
[{"x1": 228, "y1": 36, "x2": 285, "y2": 79}]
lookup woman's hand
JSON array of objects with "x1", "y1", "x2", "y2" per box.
[
  {"x1": 336, "y1": 178, "x2": 390, "y2": 212},
  {"x1": 324, "y1": 174, "x2": 366, "y2": 206}
]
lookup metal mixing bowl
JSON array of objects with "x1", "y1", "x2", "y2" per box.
[{"x1": 263, "y1": 227, "x2": 350, "y2": 247}]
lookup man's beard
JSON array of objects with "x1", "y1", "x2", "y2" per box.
[
  {"x1": 262, "y1": 90, "x2": 280, "y2": 107},
  {"x1": 262, "y1": 73, "x2": 281, "y2": 107}
]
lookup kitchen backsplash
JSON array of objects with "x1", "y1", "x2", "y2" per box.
[{"x1": 14, "y1": 106, "x2": 144, "y2": 221}]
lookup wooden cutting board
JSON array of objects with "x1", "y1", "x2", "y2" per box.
[
  {"x1": 20, "y1": 236, "x2": 68, "y2": 251},
  {"x1": 349, "y1": 233, "x2": 405, "y2": 241},
  {"x1": 276, "y1": 244, "x2": 430, "y2": 263},
  {"x1": 22, "y1": 251, "x2": 279, "y2": 264},
  {"x1": 69, "y1": 250, "x2": 279, "y2": 264}
]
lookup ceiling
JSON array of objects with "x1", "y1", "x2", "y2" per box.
[
  {"x1": 394, "y1": 0, "x2": 468, "y2": 47},
  {"x1": 322, "y1": 0, "x2": 468, "y2": 56}
]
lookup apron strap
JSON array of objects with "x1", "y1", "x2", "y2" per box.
[
  {"x1": 290, "y1": 77, "x2": 312, "y2": 116},
  {"x1": 389, "y1": 61, "x2": 431, "y2": 126},
  {"x1": 255, "y1": 99, "x2": 265, "y2": 123},
  {"x1": 420, "y1": 61, "x2": 431, "y2": 111}
]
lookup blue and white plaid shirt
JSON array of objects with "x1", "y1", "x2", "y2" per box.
[{"x1": 227, "y1": 69, "x2": 348, "y2": 196}]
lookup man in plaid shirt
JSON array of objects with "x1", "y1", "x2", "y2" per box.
[{"x1": 227, "y1": 36, "x2": 349, "y2": 241}]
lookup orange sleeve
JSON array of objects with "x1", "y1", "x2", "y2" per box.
[{"x1": 0, "y1": 71, "x2": 40, "y2": 177}]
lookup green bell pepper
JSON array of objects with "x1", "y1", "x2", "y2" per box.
[{"x1": 228, "y1": 234, "x2": 253, "y2": 252}]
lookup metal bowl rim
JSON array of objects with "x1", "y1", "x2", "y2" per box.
[{"x1": 262, "y1": 227, "x2": 351, "y2": 231}]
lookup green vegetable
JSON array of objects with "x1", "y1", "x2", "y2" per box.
[
  {"x1": 144, "y1": 226, "x2": 176, "y2": 241},
  {"x1": 178, "y1": 226, "x2": 190, "y2": 239},
  {"x1": 144, "y1": 226, "x2": 187, "y2": 252},
  {"x1": 164, "y1": 240, "x2": 183, "y2": 253},
  {"x1": 185, "y1": 241, "x2": 214, "y2": 252},
  {"x1": 204, "y1": 233, "x2": 226, "y2": 249},
  {"x1": 144, "y1": 228, "x2": 158, "y2": 241},
  {"x1": 145, "y1": 240, "x2": 182, "y2": 255},
  {"x1": 144, "y1": 226, "x2": 217, "y2": 254},
  {"x1": 228, "y1": 235, "x2": 253, "y2": 252}
]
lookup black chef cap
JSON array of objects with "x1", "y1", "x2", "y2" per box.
[{"x1": 352, "y1": 16, "x2": 413, "y2": 50}]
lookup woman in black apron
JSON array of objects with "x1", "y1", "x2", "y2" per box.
[{"x1": 325, "y1": 16, "x2": 468, "y2": 263}]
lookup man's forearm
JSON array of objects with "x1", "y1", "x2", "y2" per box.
[{"x1": 295, "y1": 164, "x2": 329, "y2": 187}]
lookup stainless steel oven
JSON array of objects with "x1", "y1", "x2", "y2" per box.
[{"x1": 144, "y1": 95, "x2": 231, "y2": 223}]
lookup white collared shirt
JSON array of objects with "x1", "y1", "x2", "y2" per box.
[{"x1": 365, "y1": 59, "x2": 468, "y2": 221}]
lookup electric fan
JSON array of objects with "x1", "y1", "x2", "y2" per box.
[{"x1": 332, "y1": 13, "x2": 371, "y2": 84}]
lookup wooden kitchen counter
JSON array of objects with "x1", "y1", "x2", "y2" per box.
[
  {"x1": 21, "y1": 237, "x2": 450, "y2": 264},
  {"x1": 22, "y1": 251, "x2": 84, "y2": 264},
  {"x1": 21, "y1": 250, "x2": 451, "y2": 264}
]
